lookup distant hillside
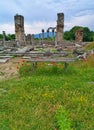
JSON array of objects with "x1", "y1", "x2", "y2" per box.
[{"x1": 34, "y1": 32, "x2": 56, "y2": 39}]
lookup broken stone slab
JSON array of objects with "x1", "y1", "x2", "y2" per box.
[
  {"x1": 22, "y1": 56, "x2": 31, "y2": 59},
  {"x1": 0, "y1": 47, "x2": 4, "y2": 51},
  {"x1": 56, "y1": 47, "x2": 62, "y2": 52},
  {"x1": 73, "y1": 49, "x2": 84, "y2": 56},
  {"x1": 87, "y1": 50, "x2": 94, "y2": 55},
  {"x1": 16, "y1": 46, "x2": 34, "y2": 53},
  {"x1": 0, "y1": 58, "x2": 10, "y2": 63},
  {"x1": 43, "y1": 50, "x2": 53, "y2": 56},
  {"x1": 0, "y1": 56, "x2": 13, "y2": 59},
  {"x1": 75, "y1": 43, "x2": 81, "y2": 47}
]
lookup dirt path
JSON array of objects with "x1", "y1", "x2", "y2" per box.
[{"x1": 0, "y1": 57, "x2": 23, "y2": 81}]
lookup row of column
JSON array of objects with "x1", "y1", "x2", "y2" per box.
[
  {"x1": 2, "y1": 12, "x2": 83, "y2": 47},
  {"x1": 14, "y1": 13, "x2": 64, "y2": 44},
  {"x1": 2, "y1": 29, "x2": 83, "y2": 47},
  {"x1": 41, "y1": 28, "x2": 56, "y2": 39}
]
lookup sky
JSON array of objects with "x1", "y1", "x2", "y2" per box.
[{"x1": 0, "y1": 0, "x2": 94, "y2": 34}]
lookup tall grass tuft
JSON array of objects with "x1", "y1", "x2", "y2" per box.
[
  {"x1": 55, "y1": 107, "x2": 72, "y2": 130},
  {"x1": 84, "y1": 42, "x2": 94, "y2": 50}
]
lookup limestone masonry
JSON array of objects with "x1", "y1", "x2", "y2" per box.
[
  {"x1": 14, "y1": 14, "x2": 25, "y2": 45},
  {"x1": 56, "y1": 13, "x2": 64, "y2": 44}
]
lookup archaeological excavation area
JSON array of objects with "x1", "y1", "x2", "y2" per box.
[
  {"x1": 0, "y1": 12, "x2": 94, "y2": 130},
  {"x1": 0, "y1": 12, "x2": 94, "y2": 77}
]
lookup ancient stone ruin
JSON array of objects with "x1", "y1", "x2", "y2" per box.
[
  {"x1": 0, "y1": 12, "x2": 93, "y2": 64},
  {"x1": 2, "y1": 31, "x2": 6, "y2": 47},
  {"x1": 0, "y1": 12, "x2": 85, "y2": 49},
  {"x1": 13, "y1": 13, "x2": 64, "y2": 46},
  {"x1": 75, "y1": 29, "x2": 83, "y2": 42},
  {"x1": 56, "y1": 13, "x2": 64, "y2": 44},
  {"x1": 14, "y1": 14, "x2": 25, "y2": 45}
]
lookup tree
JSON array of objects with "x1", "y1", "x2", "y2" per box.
[
  {"x1": 64, "y1": 31, "x2": 73, "y2": 40},
  {"x1": 0, "y1": 34, "x2": 3, "y2": 39},
  {"x1": 64, "y1": 26, "x2": 94, "y2": 42},
  {"x1": 5, "y1": 34, "x2": 15, "y2": 41}
]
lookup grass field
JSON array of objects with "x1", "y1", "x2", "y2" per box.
[{"x1": 0, "y1": 56, "x2": 94, "y2": 130}]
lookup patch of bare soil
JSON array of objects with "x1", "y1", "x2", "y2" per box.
[{"x1": 0, "y1": 57, "x2": 23, "y2": 81}]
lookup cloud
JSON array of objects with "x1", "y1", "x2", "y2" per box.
[
  {"x1": 0, "y1": 23, "x2": 15, "y2": 34},
  {"x1": 65, "y1": 14, "x2": 94, "y2": 31},
  {"x1": 25, "y1": 21, "x2": 56, "y2": 34},
  {"x1": 0, "y1": 0, "x2": 94, "y2": 33},
  {"x1": 0, "y1": 21, "x2": 56, "y2": 34},
  {"x1": 0, "y1": 14, "x2": 94, "y2": 34}
]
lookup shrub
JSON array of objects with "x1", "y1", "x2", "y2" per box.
[{"x1": 55, "y1": 107, "x2": 72, "y2": 130}]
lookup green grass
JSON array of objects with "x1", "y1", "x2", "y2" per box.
[
  {"x1": 55, "y1": 107, "x2": 72, "y2": 130},
  {"x1": 0, "y1": 60, "x2": 94, "y2": 130},
  {"x1": 84, "y1": 42, "x2": 94, "y2": 50}
]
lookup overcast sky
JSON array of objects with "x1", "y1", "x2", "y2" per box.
[{"x1": 0, "y1": 0, "x2": 94, "y2": 34}]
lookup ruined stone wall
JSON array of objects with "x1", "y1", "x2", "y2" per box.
[
  {"x1": 56, "y1": 13, "x2": 64, "y2": 44},
  {"x1": 0, "y1": 40, "x2": 3, "y2": 46},
  {"x1": 0, "y1": 40, "x2": 16, "y2": 47},
  {"x1": 14, "y1": 14, "x2": 25, "y2": 45},
  {"x1": 26, "y1": 34, "x2": 35, "y2": 45},
  {"x1": 75, "y1": 29, "x2": 83, "y2": 42}
]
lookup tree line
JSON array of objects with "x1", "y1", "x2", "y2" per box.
[
  {"x1": 0, "y1": 26, "x2": 94, "y2": 41},
  {"x1": 0, "y1": 34, "x2": 15, "y2": 41}
]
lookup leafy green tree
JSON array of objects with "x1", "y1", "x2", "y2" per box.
[
  {"x1": 83, "y1": 27, "x2": 90, "y2": 41},
  {"x1": 64, "y1": 26, "x2": 94, "y2": 42},
  {"x1": 5, "y1": 34, "x2": 15, "y2": 41},
  {"x1": 0, "y1": 34, "x2": 3, "y2": 39},
  {"x1": 64, "y1": 31, "x2": 73, "y2": 40}
]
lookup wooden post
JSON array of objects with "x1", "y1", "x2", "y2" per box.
[{"x1": 64, "y1": 62, "x2": 68, "y2": 72}]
